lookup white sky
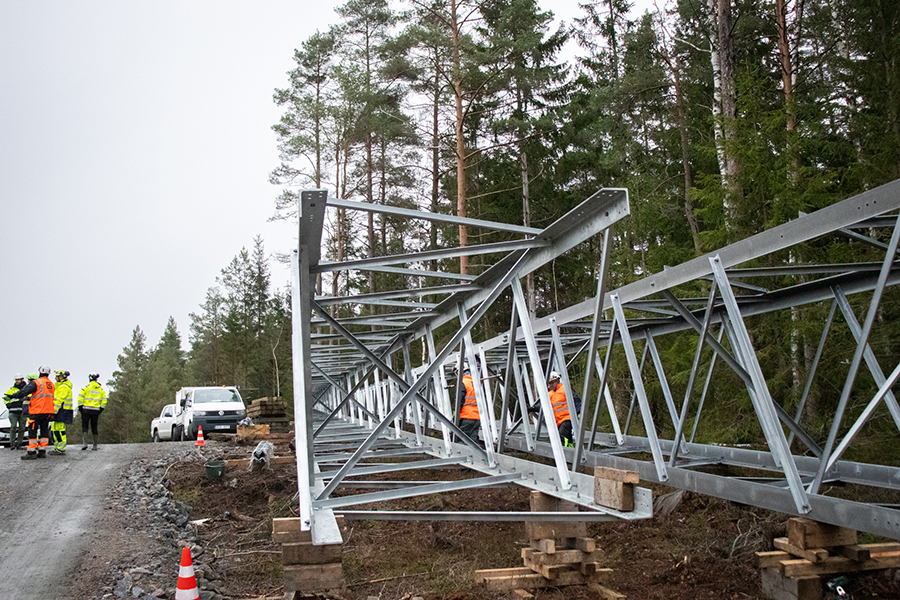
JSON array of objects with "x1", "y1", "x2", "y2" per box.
[{"x1": 0, "y1": 0, "x2": 647, "y2": 393}]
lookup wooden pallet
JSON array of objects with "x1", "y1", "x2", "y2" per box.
[{"x1": 756, "y1": 518, "x2": 900, "y2": 600}]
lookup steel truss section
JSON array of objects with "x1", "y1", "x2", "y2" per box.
[{"x1": 291, "y1": 179, "x2": 900, "y2": 545}]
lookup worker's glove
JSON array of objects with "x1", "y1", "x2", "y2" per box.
[{"x1": 527, "y1": 404, "x2": 540, "y2": 414}]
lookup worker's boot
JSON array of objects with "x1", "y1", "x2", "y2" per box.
[
  {"x1": 37, "y1": 449, "x2": 46, "y2": 458},
  {"x1": 81, "y1": 431, "x2": 89, "y2": 450},
  {"x1": 20, "y1": 452, "x2": 37, "y2": 460},
  {"x1": 92, "y1": 433, "x2": 99, "y2": 451}
]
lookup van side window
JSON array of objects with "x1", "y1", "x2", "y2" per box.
[{"x1": 163, "y1": 407, "x2": 172, "y2": 418}]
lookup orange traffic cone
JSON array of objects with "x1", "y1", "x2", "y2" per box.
[
  {"x1": 175, "y1": 546, "x2": 199, "y2": 600},
  {"x1": 194, "y1": 426, "x2": 206, "y2": 447}
]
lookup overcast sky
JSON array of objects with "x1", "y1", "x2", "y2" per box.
[{"x1": 0, "y1": 0, "x2": 643, "y2": 394}]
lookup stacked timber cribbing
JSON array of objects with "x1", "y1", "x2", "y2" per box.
[
  {"x1": 273, "y1": 516, "x2": 344, "y2": 595},
  {"x1": 756, "y1": 517, "x2": 900, "y2": 599},
  {"x1": 247, "y1": 396, "x2": 291, "y2": 433},
  {"x1": 476, "y1": 488, "x2": 627, "y2": 599}
]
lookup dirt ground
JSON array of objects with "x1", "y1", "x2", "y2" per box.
[{"x1": 158, "y1": 440, "x2": 900, "y2": 600}]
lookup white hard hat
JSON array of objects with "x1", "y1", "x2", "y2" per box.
[
  {"x1": 38, "y1": 365, "x2": 51, "y2": 376},
  {"x1": 14, "y1": 373, "x2": 24, "y2": 379},
  {"x1": 548, "y1": 371, "x2": 561, "y2": 381}
]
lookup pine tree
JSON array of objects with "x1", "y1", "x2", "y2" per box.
[{"x1": 106, "y1": 326, "x2": 149, "y2": 443}]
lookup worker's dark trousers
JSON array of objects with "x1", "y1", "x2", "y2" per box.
[
  {"x1": 558, "y1": 419, "x2": 573, "y2": 447},
  {"x1": 457, "y1": 417, "x2": 481, "y2": 443},
  {"x1": 7, "y1": 409, "x2": 25, "y2": 448},
  {"x1": 81, "y1": 410, "x2": 100, "y2": 435}
]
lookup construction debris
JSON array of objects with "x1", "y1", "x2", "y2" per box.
[
  {"x1": 756, "y1": 517, "x2": 900, "y2": 600},
  {"x1": 249, "y1": 440, "x2": 275, "y2": 471}
]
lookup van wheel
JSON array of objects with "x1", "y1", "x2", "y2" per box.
[
  {"x1": 153, "y1": 429, "x2": 160, "y2": 443},
  {"x1": 178, "y1": 426, "x2": 185, "y2": 442}
]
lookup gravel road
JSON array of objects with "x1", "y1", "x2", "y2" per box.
[
  {"x1": 0, "y1": 440, "x2": 222, "y2": 600},
  {"x1": 0, "y1": 443, "x2": 148, "y2": 599}
]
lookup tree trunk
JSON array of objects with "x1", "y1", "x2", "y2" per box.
[
  {"x1": 430, "y1": 73, "x2": 440, "y2": 271},
  {"x1": 673, "y1": 56, "x2": 702, "y2": 255},
  {"x1": 709, "y1": 0, "x2": 741, "y2": 236},
  {"x1": 521, "y1": 152, "x2": 536, "y2": 319},
  {"x1": 451, "y1": 0, "x2": 468, "y2": 276},
  {"x1": 775, "y1": 0, "x2": 801, "y2": 183}
]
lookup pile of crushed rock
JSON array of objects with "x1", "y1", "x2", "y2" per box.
[{"x1": 93, "y1": 447, "x2": 233, "y2": 600}]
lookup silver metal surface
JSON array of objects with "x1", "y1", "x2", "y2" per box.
[{"x1": 289, "y1": 180, "x2": 900, "y2": 543}]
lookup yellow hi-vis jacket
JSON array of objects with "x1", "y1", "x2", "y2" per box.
[
  {"x1": 54, "y1": 379, "x2": 74, "y2": 424},
  {"x1": 78, "y1": 381, "x2": 107, "y2": 412}
]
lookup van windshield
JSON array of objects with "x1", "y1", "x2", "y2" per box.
[{"x1": 193, "y1": 389, "x2": 242, "y2": 404}]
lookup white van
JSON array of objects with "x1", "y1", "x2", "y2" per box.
[{"x1": 174, "y1": 386, "x2": 246, "y2": 440}]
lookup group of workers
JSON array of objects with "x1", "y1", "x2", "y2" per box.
[
  {"x1": 456, "y1": 363, "x2": 576, "y2": 446},
  {"x1": 3, "y1": 367, "x2": 108, "y2": 459}
]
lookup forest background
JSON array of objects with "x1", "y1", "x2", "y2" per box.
[{"x1": 99, "y1": 0, "x2": 900, "y2": 460}]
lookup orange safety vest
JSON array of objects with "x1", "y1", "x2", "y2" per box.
[
  {"x1": 29, "y1": 376, "x2": 56, "y2": 415},
  {"x1": 460, "y1": 374, "x2": 479, "y2": 421},
  {"x1": 549, "y1": 382, "x2": 570, "y2": 426}
]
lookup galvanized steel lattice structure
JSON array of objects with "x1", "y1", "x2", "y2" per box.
[{"x1": 290, "y1": 179, "x2": 900, "y2": 545}]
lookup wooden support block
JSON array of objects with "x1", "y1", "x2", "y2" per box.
[
  {"x1": 586, "y1": 582, "x2": 627, "y2": 600},
  {"x1": 283, "y1": 563, "x2": 343, "y2": 593},
  {"x1": 273, "y1": 518, "x2": 311, "y2": 544},
  {"x1": 526, "y1": 561, "x2": 569, "y2": 579},
  {"x1": 283, "y1": 542, "x2": 342, "y2": 565},
  {"x1": 567, "y1": 537, "x2": 596, "y2": 552},
  {"x1": 761, "y1": 568, "x2": 822, "y2": 600},
  {"x1": 757, "y1": 551, "x2": 792, "y2": 569},
  {"x1": 838, "y1": 542, "x2": 900, "y2": 561},
  {"x1": 593, "y1": 466, "x2": 640, "y2": 484},
  {"x1": 273, "y1": 516, "x2": 344, "y2": 544},
  {"x1": 522, "y1": 548, "x2": 597, "y2": 566},
  {"x1": 525, "y1": 492, "x2": 588, "y2": 540},
  {"x1": 237, "y1": 424, "x2": 271, "y2": 439},
  {"x1": 593, "y1": 467, "x2": 637, "y2": 512},
  {"x1": 787, "y1": 518, "x2": 857, "y2": 550},
  {"x1": 580, "y1": 561, "x2": 597, "y2": 576},
  {"x1": 781, "y1": 552, "x2": 900, "y2": 578},
  {"x1": 774, "y1": 537, "x2": 829, "y2": 563},
  {"x1": 531, "y1": 538, "x2": 556, "y2": 554},
  {"x1": 477, "y1": 567, "x2": 578, "y2": 590}
]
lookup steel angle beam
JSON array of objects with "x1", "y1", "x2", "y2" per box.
[
  {"x1": 333, "y1": 511, "x2": 623, "y2": 522},
  {"x1": 391, "y1": 429, "x2": 653, "y2": 521},
  {"x1": 326, "y1": 196, "x2": 543, "y2": 236},
  {"x1": 500, "y1": 179, "x2": 900, "y2": 341},
  {"x1": 315, "y1": 283, "x2": 476, "y2": 305},
  {"x1": 506, "y1": 437, "x2": 900, "y2": 540},
  {"x1": 317, "y1": 473, "x2": 525, "y2": 509},
  {"x1": 314, "y1": 457, "x2": 464, "y2": 479}
]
